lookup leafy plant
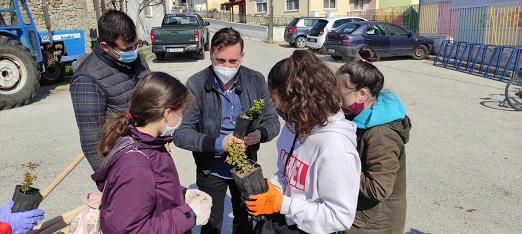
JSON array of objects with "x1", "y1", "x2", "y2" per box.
[
  {"x1": 243, "y1": 99, "x2": 265, "y2": 119},
  {"x1": 225, "y1": 140, "x2": 255, "y2": 175},
  {"x1": 20, "y1": 162, "x2": 40, "y2": 193}
]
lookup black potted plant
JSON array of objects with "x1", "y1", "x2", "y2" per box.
[
  {"x1": 233, "y1": 99, "x2": 265, "y2": 139},
  {"x1": 226, "y1": 140, "x2": 268, "y2": 200},
  {"x1": 11, "y1": 162, "x2": 43, "y2": 213}
]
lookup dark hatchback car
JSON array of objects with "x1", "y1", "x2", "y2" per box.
[
  {"x1": 323, "y1": 21, "x2": 433, "y2": 60},
  {"x1": 284, "y1": 17, "x2": 324, "y2": 48}
]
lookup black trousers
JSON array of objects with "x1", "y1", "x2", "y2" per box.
[
  {"x1": 196, "y1": 171, "x2": 253, "y2": 234},
  {"x1": 253, "y1": 213, "x2": 308, "y2": 234}
]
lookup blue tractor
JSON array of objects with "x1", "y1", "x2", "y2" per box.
[{"x1": 0, "y1": 0, "x2": 86, "y2": 110}]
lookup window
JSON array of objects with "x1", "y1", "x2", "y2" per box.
[
  {"x1": 256, "y1": 0, "x2": 267, "y2": 13},
  {"x1": 286, "y1": 0, "x2": 299, "y2": 11},
  {"x1": 145, "y1": 5, "x2": 153, "y2": 17},
  {"x1": 366, "y1": 25, "x2": 385, "y2": 36},
  {"x1": 333, "y1": 19, "x2": 352, "y2": 28},
  {"x1": 354, "y1": 0, "x2": 364, "y2": 11},
  {"x1": 303, "y1": 19, "x2": 318, "y2": 27},
  {"x1": 387, "y1": 24, "x2": 409, "y2": 36},
  {"x1": 324, "y1": 0, "x2": 336, "y2": 9},
  {"x1": 334, "y1": 23, "x2": 360, "y2": 34}
]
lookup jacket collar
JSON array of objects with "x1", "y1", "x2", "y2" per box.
[{"x1": 204, "y1": 65, "x2": 243, "y2": 92}]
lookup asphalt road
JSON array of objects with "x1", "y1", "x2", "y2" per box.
[{"x1": 1, "y1": 38, "x2": 521, "y2": 233}]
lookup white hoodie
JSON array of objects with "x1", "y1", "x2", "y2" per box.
[{"x1": 270, "y1": 112, "x2": 361, "y2": 234}]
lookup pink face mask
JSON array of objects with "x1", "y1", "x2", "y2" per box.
[{"x1": 342, "y1": 102, "x2": 365, "y2": 120}]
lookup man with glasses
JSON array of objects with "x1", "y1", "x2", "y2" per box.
[{"x1": 70, "y1": 10, "x2": 150, "y2": 172}]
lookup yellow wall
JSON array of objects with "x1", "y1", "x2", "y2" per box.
[
  {"x1": 246, "y1": 0, "x2": 352, "y2": 17},
  {"x1": 378, "y1": 0, "x2": 419, "y2": 9},
  {"x1": 310, "y1": 0, "x2": 350, "y2": 16}
]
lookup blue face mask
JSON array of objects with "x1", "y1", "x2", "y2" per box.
[{"x1": 112, "y1": 47, "x2": 138, "y2": 63}]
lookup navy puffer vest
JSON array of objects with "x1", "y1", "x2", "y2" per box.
[{"x1": 71, "y1": 45, "x2": 150, "y2": 115}]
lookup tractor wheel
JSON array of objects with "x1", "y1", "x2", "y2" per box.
[
  {"x1": 0, "y1": 36, "x2": 40, "y2": 110},
  {"x1": 40, "y1": 63, "x2": 65, "y2": 85}
]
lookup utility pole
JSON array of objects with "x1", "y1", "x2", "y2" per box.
[
  {"x1": 268, "y1": 0, "x2": 273, "y2": 43},
  {"x1": 93, "y1": 0, "x2": 102, "y2": 22}
]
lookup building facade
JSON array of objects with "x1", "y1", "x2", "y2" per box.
[{"x1": 244, "y1": 0, "x2": 377, "y2": 17}]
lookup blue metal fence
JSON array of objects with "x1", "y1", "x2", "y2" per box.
[{"x1": 434, "y1": 39, "x2": 522, "y2": 81}]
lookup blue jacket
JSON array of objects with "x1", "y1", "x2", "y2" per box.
[
  {"x1": 172, "y1": 66, "x2": 281, "y2": 175},
  {"x1": 352, "y1": 91, "x2": 406, "y2": 129}
]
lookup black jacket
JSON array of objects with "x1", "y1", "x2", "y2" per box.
[{"x1": 172, "y1": 65, "x2": 280, "y2": 174}]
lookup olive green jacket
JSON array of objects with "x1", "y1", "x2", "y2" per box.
[{"x1": 341, "y1": 116, "x2": 411, "y2": 234}]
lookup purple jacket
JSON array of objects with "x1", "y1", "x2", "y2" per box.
[{"x1": 91, "y1": 128, "x2": 195, "y2": 234}]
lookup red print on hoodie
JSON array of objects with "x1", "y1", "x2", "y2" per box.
[{"x1": 281, "y1": 148, "x2": 309, "y2": 191}]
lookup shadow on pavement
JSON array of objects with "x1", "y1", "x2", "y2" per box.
[
  {"x1": 152, "y1": 52, "x2": 206, "y2": 63},
  {"x1": 278, "y1": 44, "x2": 294, "y2": 49},
  {"x1": 29, "y1": 80, "x2": 70, "y2": 105},
  {"x1": 479, "y1": 93, "x2": 519, "y2": 111},
  {"x1": 405, "y1": 228, "x2": 431, "y2": 234}
]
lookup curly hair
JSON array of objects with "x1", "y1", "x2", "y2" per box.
[
  {"x1": 268, "y1": 50, "x2": 341, "y2": 140},
  {"x1": 98, "y1": 72, "x2": 187, "y2": 157}
]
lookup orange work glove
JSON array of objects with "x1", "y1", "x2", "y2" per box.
[{"x1": 245, "y1": 180, "x2": 283, "y2": 216}]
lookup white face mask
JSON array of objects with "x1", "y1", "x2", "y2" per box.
[
  {"x1": 160, "y1": 111, "x2": 182, "y2": 137},
  {"x1": 213, "y1": 63, "x2": 240, "y2": 84}
]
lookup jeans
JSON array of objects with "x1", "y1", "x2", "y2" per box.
[{"x1": 196, "y1": 171, "x2": 253, "y2": 234}]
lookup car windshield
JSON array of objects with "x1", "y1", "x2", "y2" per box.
[
  {"x1": 163, "y1": 15, "x2": 199, "y2": 26},
  {"x1": 311, "y1": 20, "x2": 328, "y2": 30},
  {"x1": 334, "y1": 23, "x2": 360, "y2": 34},
  {"x1": 288, "y1": 18, "x2": 299, "y2": 26}
]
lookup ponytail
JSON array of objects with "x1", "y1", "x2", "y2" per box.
[{"x1": 97, "y1": 113, "x2": 133, "y2": 157}]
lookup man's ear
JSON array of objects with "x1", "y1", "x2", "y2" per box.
[{"x1": 99, "y1": 42, "x2": 110, "y2": 53}]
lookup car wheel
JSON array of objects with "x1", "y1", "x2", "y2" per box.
[
  {"x1": 295, "y1": 36, "x2": 306, "y2": 48},
  {"x1": 412, "y1": 45, "x2": 428, "y2": 60},
  {"x1": 196, "y1": 48, "x2": 205, "y2": 60},
  {"x1": 330, "y1": 55, "x2": 343, "y2": 61}
]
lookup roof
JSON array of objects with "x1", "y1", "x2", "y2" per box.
[{"x1": 221, "y1": 0, "x2": 244, "y2": 6}]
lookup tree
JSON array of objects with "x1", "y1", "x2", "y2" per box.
[{"x1": 135, "y1": 0, "x2": 165, "y2": 37}]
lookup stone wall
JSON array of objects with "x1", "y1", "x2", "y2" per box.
[{"x1": 27, "y1": 0, "x2": 104, "y2": 52}]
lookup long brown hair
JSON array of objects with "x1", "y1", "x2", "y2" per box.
[
  {"x1": 336, "y1": 60, "x2": 384, "y2": 97},
  {"x1": 98, "y1": 72, "x2": 187, "y2": 157},
  {"x1": 268, "y1": 50, "x2": 341, "y2": 140}
]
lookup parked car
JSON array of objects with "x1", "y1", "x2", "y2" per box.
[
  {"x1": 284, "y1": 17, "x2": 325, "y2": 48},
  {"x1": 305, "y1": 16, "x2": 367, "y2": 51},
  {"x1": 323, "y1": 21, "x2": 434, "y2": 60},
  {"x1": 150, "y1": 13, "x2": 210, "y2": 60}
]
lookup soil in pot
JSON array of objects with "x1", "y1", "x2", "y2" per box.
[{"x1": 11, "y1": 185, "x2": 43, "y2": 213}]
